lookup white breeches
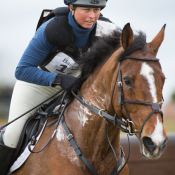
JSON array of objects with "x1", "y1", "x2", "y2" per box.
[{"x1": 3, "y1": 80, "x2": 62, "y2": 148}]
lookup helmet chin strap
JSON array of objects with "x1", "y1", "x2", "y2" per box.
[{"x1": 70, "y1": 5, "x2": 75, "y2": 15}]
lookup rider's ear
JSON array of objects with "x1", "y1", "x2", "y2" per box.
[
  {"x1": 121, "y1": 23, "x2": 134, "y2": 50},
  {"x1": 148, "y1": 24, "x2": 166, "y2": 55},
  {"x1": 69, "y1": 5, "x2": 75, "y2": 15}
]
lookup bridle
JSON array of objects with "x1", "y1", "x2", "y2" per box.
[
  {"x1": 73, "y1": 55, "x2": 164, "y2": 138},
  {"x1": 111, "y1": 55, "x2": 164, "y2": 139},
  {"x1": 71, "y1": 53, "x2": 164, "y2": 174}
]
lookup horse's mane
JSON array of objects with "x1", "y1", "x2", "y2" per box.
[{"x1": 79, "y1": 28, "x2": 146, "y2": 82}]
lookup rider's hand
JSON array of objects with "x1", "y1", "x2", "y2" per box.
[{"x1": 53, "y1": 73, "x2": 82, "y2": 92}]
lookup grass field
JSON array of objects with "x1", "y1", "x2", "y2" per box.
[
  {"x1": 163, "y1": 118, "x2": 175, "y2": 132},
  {"x1": 0, "y1": 117, "x2": 8, "y2": 127}
]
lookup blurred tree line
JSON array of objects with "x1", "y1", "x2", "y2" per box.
[
  {"x1": 0, "y1": 86, "x2": 13, "y2": 117},
  {"x1": 0, "y1": 85, "x2": 175, "y2": 118},
  {"x1": 172, "y1": 91, "x2": 175, "y2": 102}
]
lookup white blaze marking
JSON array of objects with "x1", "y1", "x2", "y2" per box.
[
  {"x1": 56, "y1": 124, "x2": 65, "y2": 141},
  {"x1": 151, "y1": 117, "x2": 164, "y2": 146},
  {"x1": 140, "y1": 62, "x2": 157, "y2": 103}
]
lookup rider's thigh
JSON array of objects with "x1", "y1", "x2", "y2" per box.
[{"x1": 3, "y1": 80, "x2": 61, "y2": 148}]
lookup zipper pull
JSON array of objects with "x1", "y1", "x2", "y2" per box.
[{"x1": 79, "y1": 48, "x2": 83, "y2": 58}]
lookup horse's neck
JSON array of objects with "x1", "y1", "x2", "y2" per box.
[{"x1": 64, "y1": 56, "x2": 121, "y2": 170}]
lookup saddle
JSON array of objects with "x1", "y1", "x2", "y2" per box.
[{"x1": 11, "y1": 93, "x2": 64, "y2": 164}]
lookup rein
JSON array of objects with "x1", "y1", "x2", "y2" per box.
[{"x1": 70, "y1": 55, "x2": 164, "y2": 174}]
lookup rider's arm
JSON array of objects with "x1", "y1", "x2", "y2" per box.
[{"x1": 15, "y1": 18, "x2": 58, "y2": 87}]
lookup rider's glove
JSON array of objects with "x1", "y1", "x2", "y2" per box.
[{"x1": 54, "y1": 73, "x2": 82, "y2": 92}]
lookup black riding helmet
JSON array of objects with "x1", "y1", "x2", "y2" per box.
[{"x1": 64, "y1": 0, "x2": 107, "y2": 9}]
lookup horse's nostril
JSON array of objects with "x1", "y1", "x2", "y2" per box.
[
  {"x1": 142, "y1": 136, "x2": 157, "y2": 154},
  {"x1": 160, "y1": 139, "x2": 168, "y2": 151}
]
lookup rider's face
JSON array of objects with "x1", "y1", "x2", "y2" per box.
[{"x1": 70, "y1": 6, "x2": 101, "y2": 29}]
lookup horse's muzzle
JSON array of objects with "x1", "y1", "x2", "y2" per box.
[{"x1": 140, "y1": 136, "x2": 168, "y2": 159}]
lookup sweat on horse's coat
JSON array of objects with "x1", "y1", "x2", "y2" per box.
[
  {"x1": 11, "y1": 24, "x2": 168, "y2": 175},
  {"x1": 56, "y1": 124, "x2": 65, "y2": 141},
  {"x1": 79, "y1": 104, "x2": 90, "y2": 126},
  {"x1": 56, "y1": 124, "x2": 80, "y2": 165}
]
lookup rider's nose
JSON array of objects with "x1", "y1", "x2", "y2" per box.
[
  {"x1": 142, "y1": 136, "x2": 157, "y2": 154},
  {"x1": 89, "y1": 11, "x2": 95, "y2": 18}
]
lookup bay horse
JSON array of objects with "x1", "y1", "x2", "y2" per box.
[{"x1": 11, "y1": 23, "x2": 168, "y2": 175}]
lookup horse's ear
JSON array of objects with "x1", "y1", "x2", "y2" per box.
[
  {"x1": 148, "y1": 24, "x2": 166, "y2": 55},
  {"x1": 121, "y1": 23, "x2": 134, "y2": 50}
]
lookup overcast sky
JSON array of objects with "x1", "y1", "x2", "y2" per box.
[{"x1": 0, "y1": 0, "x2": 175, "y2": 103}]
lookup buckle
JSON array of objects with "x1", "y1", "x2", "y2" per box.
[
  {"x1": 152, "y1": 103, "x2": 161, "y2": 113},
  {"x1": 31, "y1": 136, "x2": 37, "y2": 145},
  {"x1": 67, "y1": 134, "x2": 73, "y2": 141},
  {"x1": 126, "y1": 119, "x2": 139, "y2": 136},
  {"x1": 98, "y1": 109, "x2": 106, "y2": 117},
  {"x1": 118, "y1": 81, "x2": 122, "y2": 88}
]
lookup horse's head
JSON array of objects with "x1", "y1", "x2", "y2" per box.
[{"x1": 112, "y1": 23, "x2": 168, "y2": 159}]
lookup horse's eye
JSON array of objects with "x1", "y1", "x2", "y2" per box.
[{"x1": 124, "y1": 78, "x2": 131, "y2": 86}]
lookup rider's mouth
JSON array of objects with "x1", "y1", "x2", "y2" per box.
[{"x1": 86, "y1": 21, "x2": 94, "y2": 24}]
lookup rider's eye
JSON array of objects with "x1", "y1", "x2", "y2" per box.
[
  {"x1": 83, "y1": 8, "x2": 89, "y2": 11},
  {"x1": 124, "y1": 78, "x2": 131, "y2": 87},
  {"x1": 95, "y1": 8, "x2": 100, "y2": 12}
]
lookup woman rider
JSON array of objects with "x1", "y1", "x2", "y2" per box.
[{"x1": 0, "y1": 0, "x2": 116, "y2": 174}]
